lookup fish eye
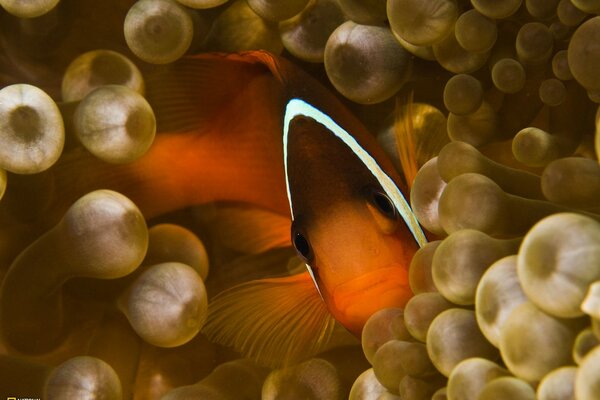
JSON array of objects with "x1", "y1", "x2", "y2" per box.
[
  {"x1": 370, "y1": 188, "x2": 398, "y2": 220},
  {"x1": 293, "y1": 232, "x2": 312, "y2": 261},
  {"x1": 291, "y1": 222, "x2": 313, "y2": 263}
]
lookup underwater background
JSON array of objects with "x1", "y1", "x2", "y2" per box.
[{"x1": 0, "y1": 0, "x2": 600, "y2": 399}]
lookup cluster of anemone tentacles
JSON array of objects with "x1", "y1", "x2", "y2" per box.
[{"x1": 0, "y1": 0, "x2": 600, "y2": 399}]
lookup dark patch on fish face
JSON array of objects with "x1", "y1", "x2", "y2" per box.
[{"x1": 286, "y1": 115, "x2": 383, "y2": 222}]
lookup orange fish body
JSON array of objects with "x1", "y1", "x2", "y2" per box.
[{"x1": 45, "y1": 51, "x2": 424, "y2": 365}]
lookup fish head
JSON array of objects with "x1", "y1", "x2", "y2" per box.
[{"x1": 284, "y1": 99, "x2": 426, "y2": 336}]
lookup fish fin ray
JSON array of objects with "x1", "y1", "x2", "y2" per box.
[
  {"x1": 145, "y1": 52, "x2": 280, "y2": 133},
  {"x1": 395, "y1": 92, "x2": 419, "y2": 188},
  {"x1": 394, "y1": 92, "x2": 450, "y2": 188},
  {"x1": 204, "y1": 272, "x2": 336, "y2": 368}
]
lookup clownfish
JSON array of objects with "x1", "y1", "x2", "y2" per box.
[
  {"x1": 46, "y1": 51, "x2": 427, "y2": 366},
  {"x1": 282, "y1": 98, "x2": 426, "y2": 332}
]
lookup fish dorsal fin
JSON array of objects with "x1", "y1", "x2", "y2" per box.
[
  {"x1": 394, "y1": 93, "x2": 450, "y2": 187},
  {"x1": 212, "y1": 204, "x2": 291, "y2": 254},
  {"x1": 204, "y1": 272, "x2": 336, "y2": 368},
  {"x1": 395, "y1": 93, "x2": 419, "y2": 189},
  {"x1": 145, "y1": 51, "x2": 282, "y2": 133}
]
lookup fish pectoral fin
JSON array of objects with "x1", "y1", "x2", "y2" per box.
[
  {"x1": 203, "y1": 271, "x2": 336, "y2": 368},
  {"x1": 213, "y1": 204, "x2": 291, "y2": 254}
]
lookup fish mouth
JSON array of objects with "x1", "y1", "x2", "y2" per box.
[{"x1": 330, "y1": 265, "x2": 412, "y2": 335}]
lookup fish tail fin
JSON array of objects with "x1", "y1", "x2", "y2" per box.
[
  {"x1": 395, "y1": 92, "x2": 419, "y2": 189},
  {"x1": 204, "y1": 271, "x2": 337, "y2": 368}
]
